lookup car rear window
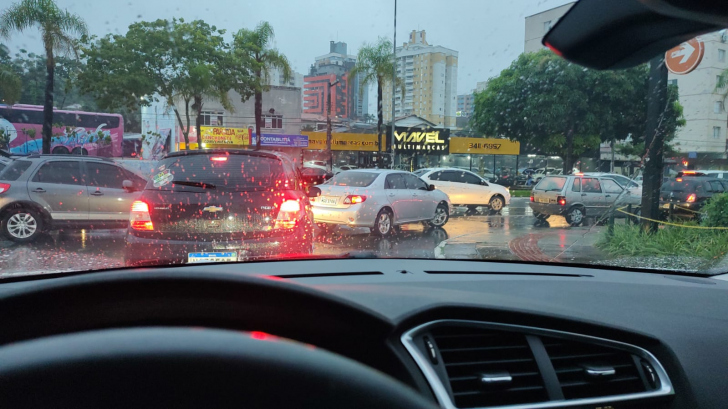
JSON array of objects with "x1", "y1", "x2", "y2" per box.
[
  {"x1": 661, "y1": 179, "x2": 703, "y2": 192},
  {"x1": 329, "y1": 172, "x2": 379, "y2": 187},
  {"x1": 148, "y1": 154, "x2": 286, "y2": 191},
  {"x1": 0, "y1": 160, "x2": 32, "y2": 181},
  {"x1": 535, "y1": 176, "x2": 567, "y2": 191}
]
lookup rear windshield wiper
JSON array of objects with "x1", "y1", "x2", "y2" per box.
[{"x1": 172, "y1": 181, "x2": 217, "y2": 189}]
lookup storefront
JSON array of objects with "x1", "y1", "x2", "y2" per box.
[{"x1": 302, "y1": 132, "x2": 383, "y2": 168}]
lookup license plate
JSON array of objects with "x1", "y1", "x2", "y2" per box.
[
  {"x1": 537, "y1": 198, "x2": 550, "y2": 204},
  {"x1": 188, "y1": 252, "x2": 237, "y2": 263},
  {"x1": 319, "y1": 196, "x2": 338, "y2": 205}
]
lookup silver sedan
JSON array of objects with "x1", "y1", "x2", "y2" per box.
[{"x1": 310, "y1": 170, "x2": 452, "y2": 236}]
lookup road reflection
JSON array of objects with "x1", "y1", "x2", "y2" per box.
[{"x1": 314, "y1": 224, "x2": 448, "y2": 258}]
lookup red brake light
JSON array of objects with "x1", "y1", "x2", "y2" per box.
[
  {"x1": 530, "y1": 195, "x2": 534, "y2": 202},
  {"x1": 0, "y1": 183, "x2": 10, "y2": 194},
  {"x1": 557, "y1": 196, "x2": 566, "y2": 206},
  {"x1": 210, "y1": 156, "x2": 228, "y2": 162},
  {"x1": 274, "y1": 197, "x2": 304, "y2": 229},
  {"x1": 676, "y1": 178, "x2": 683, "y2": 182},
  {"x1": 683, "y1": 171, "x2": 696, "y2": 175},
  {"x1": 687, "y1": 193, "x2": 696, "y2": 203},
  {"x1": 130, "y1": 200, "x2": 153, "y2": 231},
  {"x1": 343, "y1": 195, "x2": 366, "y2": 204}
]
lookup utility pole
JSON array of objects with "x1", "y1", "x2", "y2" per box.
[
  {"x1": 326, "y1": 79, "x2": 340, "y2": 172},
  {"x1": 641, "y1": 56, "x2": 668, "y2": 233},
  {"x1": 390, "y1": 0, "x2": 397, "y2": 169}
]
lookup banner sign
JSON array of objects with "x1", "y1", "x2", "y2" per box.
[
  {"x1": 252, "y1": 134, "x2": 309, "y2": 148},
  {"x1": 387, "y1": 127, "x2": 450, "y2": 154},
  {"x1": 200, "y1": 126, "x2": 250, "y2": 146},
  {"x1": 302, "y1": 132, "x2": 380, "y2": 151},
  {"x1": 450, "y1": 137, "x2": 520, "y2": 155}
]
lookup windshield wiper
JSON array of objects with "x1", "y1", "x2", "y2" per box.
[{"x1": 172, "y1": 181, "x2": 217, "y2": 189}]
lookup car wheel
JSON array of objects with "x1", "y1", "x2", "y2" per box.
[
  {"x1": 630, "y1": 207, "x2": 642, "y2": 224},
  {"x1": 565, "y1": 206, "x2": 585, "y2": 226},
  {"x1": 427, "y1": 203, "x2": 449, "y2": 227},
  {"x1": 489, "y1": 195, "x2": 505, "y2": 212},
  {"x1": 2, "y1": 208, "x2": 43, "y2": 243},
  {"x1": 371, "y1": 208, "x2": 394, "y2": 237}
]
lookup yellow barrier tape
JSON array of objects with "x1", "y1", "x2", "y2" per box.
[
  {"x1": 673, "y1": 204, "x2": 704, "y2": 214},
  {"x1": 615, "y1": 207, "x2": 728, "y2": 230}
]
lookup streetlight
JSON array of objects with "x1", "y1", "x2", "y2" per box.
[{"x1": 326, "y1": 79, "x2": 340, "y2": 172}]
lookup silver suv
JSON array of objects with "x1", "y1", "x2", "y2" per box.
[
  {"x1": 0, "y1": 155, "x2": 146, "y2": 242},
  {"x1": 529, "y1": 174, "x2": 640, "y2": 226}
]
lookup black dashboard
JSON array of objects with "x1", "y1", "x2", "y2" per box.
[{"x1": 1, "y1": 259, "x2": 726, "y2": 409}]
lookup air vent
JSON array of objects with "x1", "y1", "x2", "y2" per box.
[
  {"x1": 431, "y1": 325, "x2": 548, "y2": 408},
  {"x1": 543, "y1": 337, "x2": 647, "y2": 400}
]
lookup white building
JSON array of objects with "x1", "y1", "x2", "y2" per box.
[
  {"x1": 524, "y1": 3, "x2": 576, "y2": 53},
  {"x1": 383, "y1": 30, "x2": 458, "y2": 128}
]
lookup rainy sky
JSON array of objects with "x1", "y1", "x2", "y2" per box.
[{"x1": 4, "y1": 0, "x2": 572, "y2": 99}]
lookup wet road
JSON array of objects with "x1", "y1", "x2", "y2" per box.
[{"x1": 0, "y1": 198, "x2": 585, "y2": 276}]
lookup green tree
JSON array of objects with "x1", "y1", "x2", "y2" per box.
[
  {"x1": 0, "y1": 0, "x2": 87, "y2": 153},
  {"x1": 0, "y1": 45, "x2": 21, "y2": 105},
  {"x1": 472, "y1": 50, "x2": 683, "y2": 172},
  {"x1": 80, "y1": 18, "x2": 233, "y2": 149},
  {"x1": 350, "y1": 38, "x2": 403, "y2": 163},
  {"x1": 232, "y1": 22, "x2": 291, "y2": 150}
]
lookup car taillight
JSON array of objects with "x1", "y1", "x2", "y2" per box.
[
  {"x1": 687, "y1": 193, "x2": 696, "y2": 203},
  {"x1": 530, "y1": 195, "x2": 534, "y2": 202},
  {"x1": 0, "y1": 183, "x2": 10, "y2": 194},
  {"x1": 343, "y1": 195, "x2": 366, "y2": 204},
  {"x1": 210, "y1": 156, "x2": 228, "y2": 162},
  {"x1": 557, "y1": 196, "x2": 566, "y2": 206},
  {"x1": 130, "y1": 200, "x2": 154, "y2": 231},
  {"x1": 274, "y1": 199, "x2": 303, "y2": 229}
]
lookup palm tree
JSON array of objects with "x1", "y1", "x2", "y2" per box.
[
  {"x1": 0, "y1": 0, "x2": 87, "y2": 154},
  {"x1": 232, "y1": 22, "x2": 291, "y2": 150},
  {"x1": 350, "y1": 38, "x2": 403, "y2": 164}
]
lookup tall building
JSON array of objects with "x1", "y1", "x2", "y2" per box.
[
  {"x1": 457, "y1": 93, "x2": 475, "y2": 117},
  {"x1": 524, "y1": 3, "x2": 576, "y2": 53},
  {"x1": 303, "y1": 41, "x2": 368, "y2": 120},
  {"x1": 268, "y1": 66, "x2": 304, "y2": 89},
  {"x1": 383, "y1": 30, "x2": 458, "y2": 128}
]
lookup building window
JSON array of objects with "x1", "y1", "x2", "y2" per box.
[
  {"x1": 714, "y1": 126, "x2": 721, "y2": 139},
  {"x1": 543, "y1": 21, "x2": 552, "y2": 33},
  {"x1": 668, "y1": 79, "x2": 677, "y2": 86},
  {"x1": 719, "y1": 75, "x2": 725, "y2": 88},
  {"x1": 264, "y1": 115, "x2": 283, "y2": 129},
  {"x1": 201, "y1": 111, "x2": 224, "y2": 126},
  {"x1": 715, "y1": 101, "x2": 724, "y2": 114},
  {"x1": 720, "y1": 49, "x2": 726, "y2": 62}
]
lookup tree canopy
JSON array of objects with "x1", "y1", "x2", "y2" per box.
[{"x1": 471, "y1": 50, "x2": 684, "y2": 172}]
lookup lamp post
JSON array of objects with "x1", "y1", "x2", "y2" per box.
[{"x1": 326, "y1": 79, "x2": 340, "y2": 172}]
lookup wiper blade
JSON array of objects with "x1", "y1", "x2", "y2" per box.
[{"x1": 173, "y1": 181, "x2": 217, "y2": 189}]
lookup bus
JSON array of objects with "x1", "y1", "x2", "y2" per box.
[{"x1": 0, "y1": 104, "x2": 123, "y2": 157}]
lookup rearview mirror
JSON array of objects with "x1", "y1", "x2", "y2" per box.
[
  {"x1": 308, "y1": 186, "x2": 322, "y2": 198},
  {"x1": 480, "y1": 180, "x2": 488, "y2": 186},
  {"x1": 428, "y1": 184, "x2": 436, "y2": 191},
  {"x1": 122, "y1": 180, "x2": 136, "y2": 192}
]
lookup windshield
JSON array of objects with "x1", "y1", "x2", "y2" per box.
[{"x1": 0, "y1": 0, "x2": 725, "y2": 276}]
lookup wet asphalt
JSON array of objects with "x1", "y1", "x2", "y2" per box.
[{"x1": 0, "y1": 198, "x2": 578, "y2": 276}]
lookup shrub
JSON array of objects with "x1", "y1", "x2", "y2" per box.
[{"x1": 701, "y1": 193, "x2": 728, "y2": 227}]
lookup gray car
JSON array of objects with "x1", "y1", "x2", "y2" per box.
[
  {"x1": 0, "y1": 155, "x2": 146, "y2": 242},
  {"x1": 529, "y1": 175, "x2": 640, "y2": 226}
]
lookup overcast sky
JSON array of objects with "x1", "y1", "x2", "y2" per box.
[{"x1": 4, "y1": 0, "x2": 571, "y2": 99}]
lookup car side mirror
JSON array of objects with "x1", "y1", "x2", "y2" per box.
[
  {"x1": 480, "y1": 180, "x2": 488, "y2": 186},
  {"x1": 427, "y1": 184, "x2": 436, "y2": 191},
  {"x1": 308, "y1": 186, "x2": 322, "y2": 198},
  {"x1": 122, "y1": 180, "x2": 136, "y2": 192}
]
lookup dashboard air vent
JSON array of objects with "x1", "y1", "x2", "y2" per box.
[
  {"x1": 543, "y1": 336, "x2": 646, "y2": 400},
  {"x1": 431, "y1": 325, "x2": 548, "y2": 408}
]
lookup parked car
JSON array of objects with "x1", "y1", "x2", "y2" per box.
[
  {"x1": 533, "y1": 167, "x2": 561, "y2": 183},
  {"x1": 310, "y1": 170, "x2": 451, "y2": 236},
  {"x1": 659, "y1": 177, "x2": 728, "y2": 219},
  {"x1": 529, "y1": 175, "x2": 639, "y2": 226},
  {"x1": 303, "y1": 160, "x2": 328, "y2": 170},
  {"x1": 333, "y1": 165, "x2": 358, "y2": 174},
  {"x1": 300, "y1": 166, "x2": 333, "y2": 187},
  {"x1": 0, "y1": 155, "x2": 146, "y2": 242},
  {"x1": 677, "y1": 170, "x2": 728, "y2": 179},
  {"x1": 124, "y1": 150, "x2": 314, "y2": 266},
  {"x1": 416, "y1": 167, "x2": 511, "y2": 213}
]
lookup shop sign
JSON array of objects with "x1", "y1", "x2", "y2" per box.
[
  {"x1": 200, "y1": 126, "x2": 250, "y2": 146},
  {"x1": 450, "y1": 137, "x2": 520, "y2": 155},
  {"x1": 388, "y1": 127, "x2": 450, "y2": 154},
  {"x1": 302, "y1": 133, "x2": 380, "y2": 151},
  {"x1": 252, "y1": 134, "x2": 309, "y2": 147}
]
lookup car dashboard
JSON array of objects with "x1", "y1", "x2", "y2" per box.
[{"x1": 0, "y1": 259, "x2": 726, "y2": 409}]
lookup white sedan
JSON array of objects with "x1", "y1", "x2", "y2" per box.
[
  {"x1": 415, "y1": 168, "x2": 511, "y2": 212},
  {"x1": 310, "y1": 170, "x2": 452, "y2": 236}
]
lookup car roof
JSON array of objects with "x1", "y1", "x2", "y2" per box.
[
  {"x1": 164, "y1": 149, "x2": 280, "y2": 160},
  {"x1": 22, "y1": 154, "x2": 115, "y2": 163}
]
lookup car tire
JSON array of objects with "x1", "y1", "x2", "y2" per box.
[
  {"x1": 630, "y1": 207, "x2": 642, "y2": 224},
  {"x1": 2, "y1": 208, "x2": 44, "y2": 243},
  {"x1": 488, "y1": 195, "x2": 505, "y2": 213},
  {"x1": 427, "y1": 203, "x2": 450, "y2": 228},
  {"x1": 565, "y1": 206, "x2": 585, "y2": 227},
  {"x1": 371, "y1": 208, "x2": 394, "y2": 237}
]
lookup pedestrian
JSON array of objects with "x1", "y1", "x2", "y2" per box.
[{"x1": 526, "y1": 174, "x2": 533, "y2": 186}]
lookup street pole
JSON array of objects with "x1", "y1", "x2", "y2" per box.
[
  {"x1": 610, "y1": 137, "x2": 615, "y2": 173},
  {"x1": 327, "y1": 80, "x2": 340, "y2": 173},
  {"x1": 390, "y1": 0, "x2": 397, "y2": 169},
  {"x1": 641, "y1": 56, "x2": 668, "y2": 233}
]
